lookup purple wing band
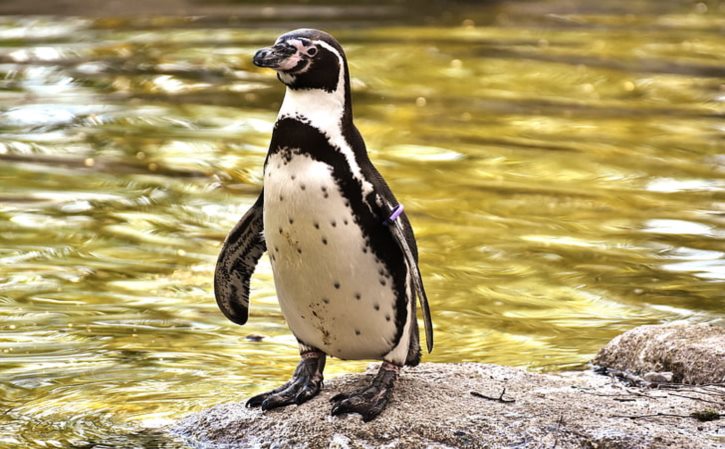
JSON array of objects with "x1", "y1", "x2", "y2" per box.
[{"x1": 386, "y1": 204, "x2": 404, "y2": 224}]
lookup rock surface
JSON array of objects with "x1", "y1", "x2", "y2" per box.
[
  {"x1": 172, "y1": 362, "x2": 724, "y2": 449},
  {"x1": 593, "y1": 322, "x2": 725, "y2": 384}
]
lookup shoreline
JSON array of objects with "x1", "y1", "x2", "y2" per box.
[{"x1": 173, "y1": 323, "x2": 724, "y2": 449}]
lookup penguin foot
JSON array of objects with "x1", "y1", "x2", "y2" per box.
[
  {"x1": 246, "y1": 351, "x2": 326, "y2": 411},
  {"x1": 330, "y1": 361, "x2": 400, "y2": 422}
]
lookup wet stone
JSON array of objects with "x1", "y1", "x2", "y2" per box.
[
  {"x1": 593, "y1": 322, "x2": 725, "y2": 384},
  {"x1": 173, "y1": 361, "x2": 723, "y2": 449}
]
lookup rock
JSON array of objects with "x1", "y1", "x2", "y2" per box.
[
  {"x1": 593, "y1": 322, "x2": 725, "y2": 384},
  {"x1": 643, "y1": 371, "x2": 674, "y2": 384},
  {"x1": 171, "y1": 362, "x2": 723, "y2": 449}
]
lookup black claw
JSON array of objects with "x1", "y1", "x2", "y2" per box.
[
  {"x1": 260, "y1": 378, "x2": 315, "y2": 410},
  {"x1": 246, "y1": 352, "x2": 326, "y2": 411},
  {"x1": 294, "y1": 380, "x2": 322, "y2": 405},
  {"x1": 246, "y1": 394, "x2": 267, "y2": 408},
  {"x1": 329, "y1": 362, "x2": 400, "y2": 422},
  {"x1": 330, "y1": 398, "x2": 357, "y2": 416},
  {"x1": 330, "y1": 403, "x2": 344, "y2": 416},
  {"x1": 330, "y1": 392, "x2": 349, "y2": 403},
  {"x1": 261, "y1": 392, "x2": 295, "y2": 411},
  {"x1": 246, "y1": 377, "x2": 296, "y2": 409}
]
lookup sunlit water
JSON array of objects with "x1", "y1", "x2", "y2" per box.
[{"x1": 0, "y1": 1, "x2": 723, "y2": 447}]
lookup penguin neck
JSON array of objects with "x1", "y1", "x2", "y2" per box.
[{"x1": 277, "y1": 64, "x2": 353, "y2": 140}]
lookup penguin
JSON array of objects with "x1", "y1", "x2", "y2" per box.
[{"x1": 214, "y1": 28, "x2": 433, "y2": 422}]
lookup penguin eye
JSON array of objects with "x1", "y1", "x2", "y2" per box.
[{"x1": 307, "y1": 47, "x2": 318, "y2": 57}]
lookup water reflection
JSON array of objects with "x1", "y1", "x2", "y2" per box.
[{"x1": 0, "y1": 1, "x2": 723, "y2": 447}]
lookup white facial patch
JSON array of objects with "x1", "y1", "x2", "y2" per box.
[
  {"x1": 273, "y1": 38, "x2": 314, "y2": 73},
  {"x1": 276, "y1": 55, "x2": 303, "y2": 71}
]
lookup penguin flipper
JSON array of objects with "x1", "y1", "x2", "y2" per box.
[
  {"x1": 387, "y1": 214, "x2": 434, "y2": 353},
  {"x1": 214, "y1": 191, "x2": 266, "y2": 325}
]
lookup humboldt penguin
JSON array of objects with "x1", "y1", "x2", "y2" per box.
[{"x1": 214, "y1": 28, "x2": 433, "y2": 422}]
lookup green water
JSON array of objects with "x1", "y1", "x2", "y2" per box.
[{"x1": 0, "y1": 1, "x2": 723, "y2": 447}]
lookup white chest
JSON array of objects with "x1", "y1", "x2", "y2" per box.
[{"x1": 262, "y1": 151, "x2": 398, "y2": 360}]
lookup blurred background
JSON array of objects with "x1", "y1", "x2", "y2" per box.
[{"x1": 0, "y1": 0, "x2": 723, "y2": 447}]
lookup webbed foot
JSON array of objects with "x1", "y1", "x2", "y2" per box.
[
  {"x1": 246, "y1": 350, "x2": 326, "y2": 411},
  {"x1": 330, "y1": 361, "x2": 400, "y2": 422}
]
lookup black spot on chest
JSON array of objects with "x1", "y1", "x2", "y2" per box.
[{"x1": 265, "y1": 118, "x2": 410, "y2": 347}]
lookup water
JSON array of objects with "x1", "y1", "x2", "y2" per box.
[{"x1": 0, "y1": 1, "x2": 723, "y2": 446}]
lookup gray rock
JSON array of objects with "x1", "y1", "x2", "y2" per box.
[
  {"x1": 593, "y1": 322, "x2": 725, "y2": 384},
  {"x1": 171, "y1": 362, "x2": 723, "y2": 449},
  {"x1": 643, "y1": 371, "x2": 674, "y2": 384}
]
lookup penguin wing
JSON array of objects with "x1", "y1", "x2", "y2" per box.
[
  {"x1": 348, "y1": 125, "x2": 433, "y2": 352},
  {"x1": 214, "y1": 192, "x2": 266, "y2": 325},
  {"x1": 387, "y1": 211, "x2": 434, "y2": 353},
  {"x1": 358, "y1": 161, "x2": 434, "y2": 352}
]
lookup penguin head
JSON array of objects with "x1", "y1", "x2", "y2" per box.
[{"x1": 253, "y1": 29, "x2": 347, "y2": 93}]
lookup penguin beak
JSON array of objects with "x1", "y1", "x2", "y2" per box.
[{"x1": 253, "y1": 43, "x2": 297, "y2": 69}]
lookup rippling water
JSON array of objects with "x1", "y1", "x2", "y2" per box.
[{"x1": 0, "y1": 1, "x2": 723, "y2": 446}]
